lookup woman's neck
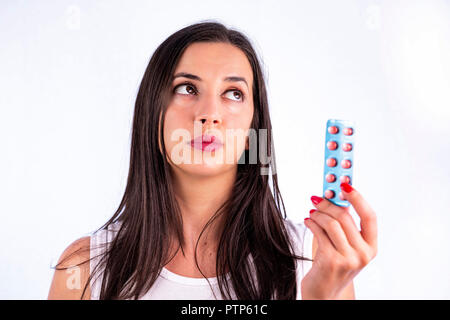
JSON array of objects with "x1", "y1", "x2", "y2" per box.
[{"x1": 170, "y1": 165, "x2": 237, "y2": 255}]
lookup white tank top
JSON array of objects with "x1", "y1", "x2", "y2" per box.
[{"x1": 89, "y1": 218, "x2": 313, "y2": 300}]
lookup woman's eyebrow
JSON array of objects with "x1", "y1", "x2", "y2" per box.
[{"x1": 172, "y1": 72, "x2": 248, "y2": 89}]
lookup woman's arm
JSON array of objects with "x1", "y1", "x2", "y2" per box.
[{"x1": 47, "y1": 237, "x2": 91, "y2": 300}]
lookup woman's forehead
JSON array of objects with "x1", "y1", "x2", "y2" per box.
[{"x1": 174, "y1": 42, "x2": 253, "y2": 85}]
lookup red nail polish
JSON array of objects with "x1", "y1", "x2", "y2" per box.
[
  {"x1": 340, "y1": 182, "x2": 354, "y2": 193},
  {"x1": 311, "y1": 196, "x2": 323, "y2": 205},
  {"x1": 309, "y1": 209, "x2": 316, "y2": 214},
  {"x1": 304, "y1": 217, "x2": 310, "y2": 221}
]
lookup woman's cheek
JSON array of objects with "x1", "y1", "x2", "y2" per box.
[
  {"x1": 162, "y1": 111, "x2": 189, "y2": 158},
  {"x1": 172, "y1": 95, "x2": 196, "y2": 109}
]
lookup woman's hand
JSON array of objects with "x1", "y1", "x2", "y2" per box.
[{"x1": 301, "y1": 182, "x2": 378, "y2": 300}]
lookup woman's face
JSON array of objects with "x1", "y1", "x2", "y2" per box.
[{"x1": 162, "y1": 42, "x2": 254, "y2": 177}]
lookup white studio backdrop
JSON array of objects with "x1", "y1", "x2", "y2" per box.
[{"x1": 1, "y1": 0, "x2": 449, "y2": 299}]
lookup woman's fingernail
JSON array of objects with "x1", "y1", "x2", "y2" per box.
[
  {"x1": 304, "y1": 217, "x2": 310, "y2": 221},
  {"x1": 309, "y1": 209, "x2": 317, "y2": 214},
  {"x1": 311, "y1": 196, "x2": 323, "y2": 205},
  {"x1": 340, "y1": 182, "x2": 354, "y2": 193}
]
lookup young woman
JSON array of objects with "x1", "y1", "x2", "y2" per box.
[{"x1": 48, "y1": 21, "x2": 377, "y2": 300}]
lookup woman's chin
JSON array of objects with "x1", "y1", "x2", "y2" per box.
[
  {"x1": 167, "y1": 146, "x2": 243, "y2": 177},
  {"x1": 172, "y1": 161, "x2": 236, "y2": 177}
]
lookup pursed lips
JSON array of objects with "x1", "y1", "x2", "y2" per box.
[{"x1": 189, "y1": 134, "x2": 223, "y2": 151}]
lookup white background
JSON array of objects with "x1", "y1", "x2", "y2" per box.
[{"x1": 1, "y1": 0, "x2": 449, "y2": 299}]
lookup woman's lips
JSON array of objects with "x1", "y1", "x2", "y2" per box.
[{"x1": 189, "y1": 134, "x2": 223, "y2": 152}]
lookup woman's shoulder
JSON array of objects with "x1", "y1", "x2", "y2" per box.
[
  {"x1": 54, "y1": 236, "x2": 91, "y2": 268},
  {"x1": 48, "y1": 221, "x2": 122, "y2": 300},
  {"x1": 48, "y1": 236, "x2": 91, "y2": 300}
]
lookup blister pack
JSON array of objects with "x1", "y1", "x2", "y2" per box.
[{"x1": 322, "y1": 119, "x2": 355, "y2": 207}]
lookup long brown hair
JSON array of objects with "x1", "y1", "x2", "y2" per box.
[{"x1": 55, "y1": 20, "x2": 310, "y2": 300}]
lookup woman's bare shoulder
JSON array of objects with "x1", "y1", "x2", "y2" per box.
[{"x1": 47, "y1": 236, "x2": 91, "y2": 300}]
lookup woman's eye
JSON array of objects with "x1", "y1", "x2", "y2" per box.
[
  {"x1": 174, "y1": 83, "x2": 243, "y2": 102},
  {"x1": 174, "y1": 84, "x2": 197, "y2": 95},
  {"x1": 225, "y1": 90, "x2": 244, "y2": 102}
]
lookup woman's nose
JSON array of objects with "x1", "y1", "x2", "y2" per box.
[
  {"x1": 196, "y1": 117, "x2": 221, "y2": 125},
  {"x1": 194, "y1": 95, "x2": 223, "y2": 125}
]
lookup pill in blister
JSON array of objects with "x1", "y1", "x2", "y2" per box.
[
  {"x1": 326, "y1": 173, "x2": 336, "y2": 183},
  {"x1": 343, "y1": 143, "x2": 352, "y2": 152},
  {"x1": 341, "y1": 159, "x2": 352, "y2": 169},
  {"x1": 327, "y1": 141, "x2": 338, "y2": 150},
  {"x1": 343, "y1": 128, "x2": 353, "y2": 136},
  {"x1": 324, "y1": 189, "x2": 335, "y2": 199},
  {"x1": 328, "y1": 126, "x2": 339, "y2": 134},
  {"x1": 326, "y1": 158, "x2": 337, "y2": 167},
  {"x1": 340, "y1": 175, "x2": 351, "y2": 184}
]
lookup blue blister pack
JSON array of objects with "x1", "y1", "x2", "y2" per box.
[{"x1": 322, "y1": 119, "x2": 355, "y2": 207}]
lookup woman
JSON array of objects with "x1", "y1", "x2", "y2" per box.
[{"x1": 48, "y1": 21, "x2": 377, "y2": 300}]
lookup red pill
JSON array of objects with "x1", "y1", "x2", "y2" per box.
[
  {"x1": 340, "y1": 175, "x2": 351, "y2": 184},
  {"x1": 324, "y1": 189, "x2": 335, "y2": 199},
  {"x1": 328, "y1": 126, "x2": 339, "y2": 134},
  {"x1": 326, "y1": 173, "x2": 336, "y2": 183},
  {"x1": 343, "y1": 143, "x2": 352, "y2": 152},
  {"x1": 343, "y1": 127, "x2": 353, "y2": 135},
  {"x1": 327, "y1": 141, "x2": 338, "y2": 150},
  {"x1": 341, "y1": 159, "x2": 352, "y2": 169},
  {"x1": 326, "y1": 157, "x2": 337, "y2": 167}
]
